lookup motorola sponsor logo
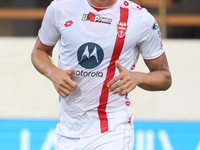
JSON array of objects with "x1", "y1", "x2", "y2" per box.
[
  {"x1": 76, "y1": 42, "x2": 104, "y2": 77},
  {"x1": 75, "y1": 70, "x2": 103, "y2": 77}
]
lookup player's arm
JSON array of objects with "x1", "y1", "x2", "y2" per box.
[
  {"x1": 31, "y1": 37, "x2": 55, "y2": 77},
  {"x1": 108, "y1": 9, "x2": 172, "y2": 95},
  {"x1": 137, "y1": 52, "x2": 171, "y2": 91},
  {"x1": 31, "y1": 37, "x2": 76, "y2": 98},
  {"x1": 107, "y1": 53, "x2": 171, "y2": 95}
]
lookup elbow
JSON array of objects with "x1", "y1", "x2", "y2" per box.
[
  {"x1": 162, "y1": 82, "x2": 172, "y2": 91},
  {"x1": 162, "y1": 73, "x2": 172, "y2": 91}
]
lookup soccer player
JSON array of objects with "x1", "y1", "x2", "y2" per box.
[{"x1": 31, "y1": 0, "x2": 172, "y2": 149}]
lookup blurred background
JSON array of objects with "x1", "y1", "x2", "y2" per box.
[
  {"x1": 0, "y1": 0, "x2": 200, "y2": 38},
  {"x1": 0, "y1": 0, "x2": 200, "y2": 150}
]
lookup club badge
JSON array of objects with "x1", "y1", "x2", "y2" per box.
[{"x1": 117, "y1": 22, "x2": 128, "y2": 38}]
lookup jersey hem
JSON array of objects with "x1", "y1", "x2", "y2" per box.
[{"x1": 55, "y1": 123, "x2": 134, "y2": 138}]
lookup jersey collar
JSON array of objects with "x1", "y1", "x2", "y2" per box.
[{"x1": 87, "y1": 0, "x2": 118, "y2": 12}]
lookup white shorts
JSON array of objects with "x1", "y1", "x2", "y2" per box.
[{"x1": 57, "y1": 128, "x2": 134, "y2": 150}]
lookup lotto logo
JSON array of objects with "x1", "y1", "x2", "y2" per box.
[
  {"x1": 124, "y1": 1, "x2": 129, "y2": 6},
  {"x1": 126, "y1": 101, "x2": 131, "y2": 106},
  {"x1": 64, "y1": 20, "x2": 73, "y2": 27}
]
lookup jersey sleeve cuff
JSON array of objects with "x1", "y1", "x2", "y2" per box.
[
  {"x1": 143, "y1": 51, "x2": 165, "y2": 61},
  {"x1": 38, "y1": 35, "x2": 56, "y2": 47}
]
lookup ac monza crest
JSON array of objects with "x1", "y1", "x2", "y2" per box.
[{"x1": 117, "y1": 22, "x2": 128, "y2": 38}]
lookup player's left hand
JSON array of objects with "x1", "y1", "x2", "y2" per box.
[{"x1": 107, "y1": 61, "x2": 141, "y2": 96}]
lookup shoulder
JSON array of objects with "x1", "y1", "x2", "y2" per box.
[
  {"x1": 119, "y1": 0, "x2": 147, "y2": 13},
  {"x1": 125, "y1": 1, "x2": 156, "y2": 28},
  {"x1": 118, "y1": 0, "x2": 157, "y2": 29},
  {"x1": 119, "y1": 0, "x2": 155, "y2": 24},
  {"x1": 119, "y1": 0, "x2": 155, "y2": 20},
  {"x1": 48, "y1": 0, "x2": 80, "y2": 14}
]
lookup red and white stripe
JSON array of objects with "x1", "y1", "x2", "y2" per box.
[{"x1": 98, "y1": 7, "x2": 129, "y2": 133}]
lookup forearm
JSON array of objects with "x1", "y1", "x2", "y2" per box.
[
  {"x1": 137, "y1": 69, "x2": 171, "y2": 91},
  {"x1": 31, "y1": 48, "x2": 58, "y2": 79},
  {"x1": 31, "y1": 46, "x2": 76, "y2": 98},
  {"x1": 106, "y1": 58, "x2": 171, "y2": 95}
]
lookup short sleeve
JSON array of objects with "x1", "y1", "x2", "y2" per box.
[
  {"x1": 137, "y1": 10, "x2": 164, "y2": 61},
  {"x1": 38, "y1": 1, "x2": 60, "y2": 46}
]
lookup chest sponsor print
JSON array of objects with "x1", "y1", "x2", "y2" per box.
[
  {"x1": 82, "y1": 12, "x2": 112, "y2": 24},
  {"x1": 77, "y1": 42, "x2": 104, "y2": 69}
]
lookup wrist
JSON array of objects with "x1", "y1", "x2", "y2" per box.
[
  {"x1": 134, "y1": 72, "x2": 144, "y2": 86},
  {"x1": 45, "y1": 65, "x2": 59, "y2": 80}
]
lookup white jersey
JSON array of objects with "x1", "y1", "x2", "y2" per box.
[{"x1": 39, "y1": 0, "x2": 164, "y2": 138}]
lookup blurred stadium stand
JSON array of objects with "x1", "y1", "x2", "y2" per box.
[
  {"x1": 0, "y1": 0, "x2": 200, "y2": 38},
  {"x1": 134, "y1": 0, "x2": 200, "y2": 38}
]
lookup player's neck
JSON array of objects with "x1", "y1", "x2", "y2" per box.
[{"x1": 89, "y1": 0, "x2": 117, "y2": 7}]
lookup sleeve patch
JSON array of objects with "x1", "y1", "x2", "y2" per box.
[{"x1": 152, "y1": 21, "x2": 159, "y2": 30}]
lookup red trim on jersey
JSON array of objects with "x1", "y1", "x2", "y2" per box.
[
  {"x1": 38, "y1": 36, "x2": 55, "y2": 47},
  {"x1": 131, "y1": 65, "x2": 135, "y2": 70},
  {"x1": 144, "y1": 52, "x2": 165, "y2": 61},
  {"x1": 98, "y1": 7, "x2": 129, "y2": 133},
  {"x1": 87, "y1": 0, "x2": 114, "y2": 12},
  {"x1": 90, "y1": 5, "x2": 106, "y2": 12}
]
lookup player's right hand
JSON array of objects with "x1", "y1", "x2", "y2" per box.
[{"x1": 49, "y1": 67, "x2": 76, "y2": 98}]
